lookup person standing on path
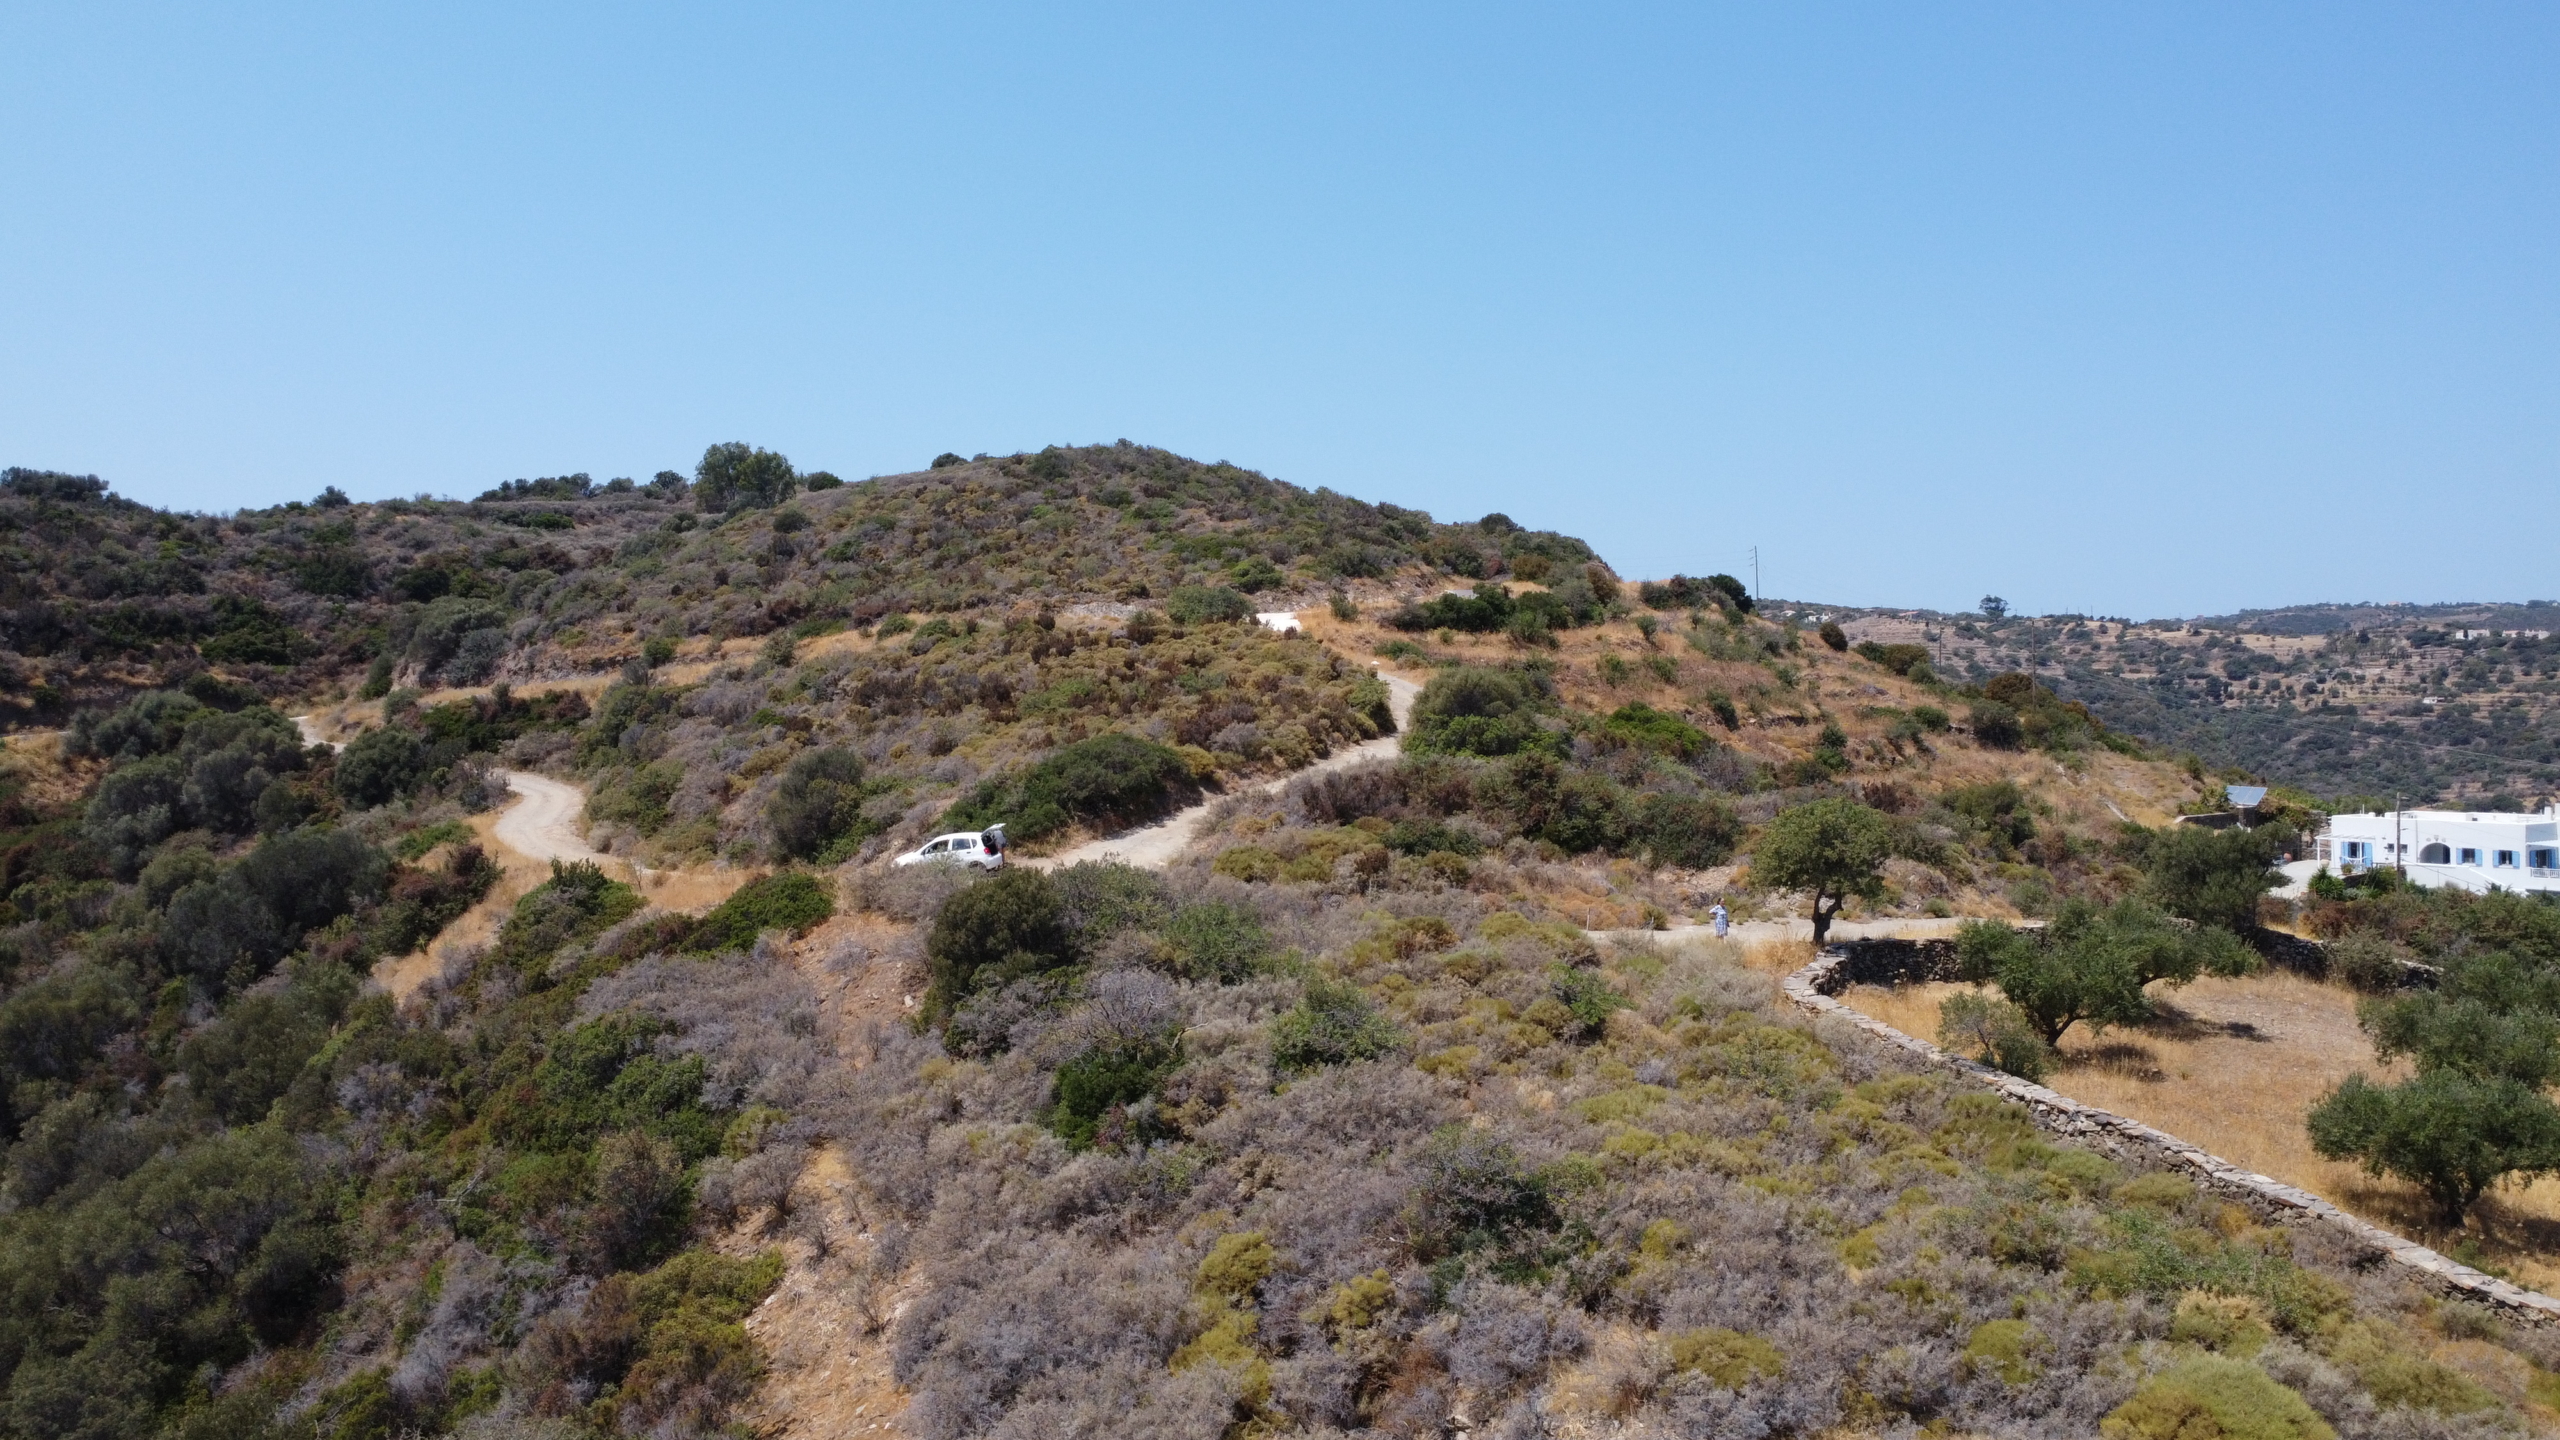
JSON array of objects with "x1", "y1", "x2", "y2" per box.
[{"x1": 1709, "y1": 902, "x2": 1729, "y2": 939}]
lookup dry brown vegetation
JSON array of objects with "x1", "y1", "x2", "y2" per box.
[{"x1": 1840, "y1": 970, "x2": 2560, "y2": 1293}]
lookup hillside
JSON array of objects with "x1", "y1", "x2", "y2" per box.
[
  {"x1": 0, "y1": 449, "x2": 1586, "y2": 729},
  {"x1": 1824, "y1": 602, "x2": 2560, "y2": 806},
  {"x1": 4, "y1": 446, "x2": 2556, "y2": 1440}
]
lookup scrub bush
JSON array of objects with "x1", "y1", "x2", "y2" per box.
[
  {"x1": 766, "y1": 745, "x2": 872, "y2": 860},
  {"x1": 1166, "y1": 585, "x2": 1256, "y2": 624},
  {"x1": 945, "y1": 733, "x2": 1195, "y2": 844},
  {"x1": 923, "y1": 869, "x2": 1073, "y2": 1022},
  {"x1": 1270, "y1": 978, "x2": 1403, "y2": 1075},
  {"x1": 686, "y1": 871, "x2": 835, "y2": 954}
]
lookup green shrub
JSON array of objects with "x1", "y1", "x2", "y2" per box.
[
  {"x1": 1382, "y1": 818, "x2": 1482, "y2": 858},
  {"x1": 1271, "y1": 978, "x2": 1402, "y2": 1075},
  {"x1": 1938, "y1": 991, "x2": 2055, "y2": 1081},
  {"x1": 177, "y1": 965, "x2": 360, "y2": 1125},
  {"x1": 1854, "y1": 641, "x2": 1932, "y2": 676},
  {"x1": 945, "y1": 733, "x2": 1194, "y2": 844},
  {"x1": 1817, "y1": 621, "x2": 1848, "y2": 651},
  {"x1": 334, "y1": 725, "x2": 427, "y2": 808},
  {"x1": 767, "y1": 746, "x2": 874, "y2": 860},
  {"x1": 1405, "y1": 1126, "x2": 1558, "y2": 1264},
  {"x1": 1626, "y1": 792, "x2": 1740, "y2": 868},
  {"x1": 2100, "y1": 1355, "x2": 2333, "y2": 1440},
  {"x1": 490, "y1": 860, "x2": 641, "y2": 973},
  {"x1": 2171, "y1": 1292, "x2": 2273, "y2": 1357},
  {"x1": 1165, "y1": 585, "x2": 1255, "y2": 624},
  {"x1": 1212, "y1": 845, "x2": 1282, "y2": 881},
  {"x1": 1165, "y1": 901, "x2": 1270, "y2": 982},
  {"x1": 1052, "y1": 861, "x2": 1172, "y2": 949},
  {"x1": 393, "y1": 819, "x2": 473, "y2": 860},
  {"x1": 685, "y1": 871, "x2": 834, "y2": 953},
  {"x1": 2326, "y1": 931, "x2": 2411, "y2": 992},
  {"x1": 199, "y1": 595, "x2": 304, "y2": 666},
  {"x1": 1946, "y1": 779, "x2": 2036, "y2": 853},
  {"x1": 1668, "y1": 1328, "x2": 1785, "y2": 1389},
  {"x1": 1407, "y1": 666, "x2": 1556, "y2": 758},
  {"x1": 590, "y1": 759, "x2": 686, "y2": 836},
  {"x1": 1229, "y1": 556, "x2": 1285, "y2": 592},
  {"x1": 1048, "y1": 1035, "x2": 1180, "y2": 1149},
  {"x1": 924, "y1": 869, "x2": 1073, "y2": 1022},
  {"x1": 592, "y1": 1249, "x2": 785, "y2": 1432},
  {"x1": 1348, "y1": 672, "x2": 1394, "y2": 733},
  {"x1": 1971, "y1": 700, "x2": 2025, "y2": 749},
  {"x1": 1548, "y1": 965, "x2": 1628, "y2": 1040},
  {"x1": 1602, "y1": 702, "x2": 1711, "y2": 759}
]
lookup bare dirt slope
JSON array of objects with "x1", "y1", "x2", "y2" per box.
[{"x1": 730, "y1": 912, "x2": 927, "y2": 1439}]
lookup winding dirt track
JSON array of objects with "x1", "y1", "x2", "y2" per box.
[
  {"x1": 489, "y1": 770, "x2": 613, "y2": 868},
  {"x1": 294, "y1": 715, "x2": 615, "y2": 872},
  {"x1": 1029, "y1": 672, "x2": 1420, "y2": 871}
]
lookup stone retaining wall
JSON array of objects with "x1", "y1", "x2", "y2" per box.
[{"x1": 1787, "y1": 940, "x2": 2560, "y2": 1324}]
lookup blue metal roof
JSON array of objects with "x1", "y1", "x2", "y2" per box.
[{"x1": 2226, "y1": 785, "x2": 2270, "y2": 809}]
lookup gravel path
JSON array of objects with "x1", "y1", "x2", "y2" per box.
[
  {"x1": 1029, "y1": 672, "x2": 1420, "y2": 872},
  {"x1": 296, "y1": 714, "x2": 611, "y2": 869},
  {"x1": 490, "y1": 769, "x2": 614, "y2": 868}
]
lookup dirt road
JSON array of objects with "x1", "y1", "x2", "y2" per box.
[
  {"x1": 295, "y1": 715, "x2": 687, "y2": 997},
  {"x1": 491, "y1": 770, "x2": 613, "y2": 869},
  {"x1": 1030, "y1": 671, "x2": 1420, "y2": 871}
]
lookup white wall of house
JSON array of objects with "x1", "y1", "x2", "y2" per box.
[{"x1": 2319, "y1": 807, "x2": 2560, "y2": 894}]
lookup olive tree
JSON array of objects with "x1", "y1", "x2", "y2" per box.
[
  {"x1": 1752, "y1": 797, "x2": 1891, "y2": 947},
  {"x1": 1955, "y1": 897, "x2": 2259, "y2": 1048},
  {"x1": 2310, "y1": 950, "x2": 2560, "y2": 1222},
  {"x1": 2136, "y1": 822, "x2": 2285, "y2": 936},
  {"x1": 693, "y1": 442, "x2": 797, "y2": 513}
]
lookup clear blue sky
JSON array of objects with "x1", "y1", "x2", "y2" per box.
[{"x1": 6, "y1": 3, "x2": 2553, "y2": 619}]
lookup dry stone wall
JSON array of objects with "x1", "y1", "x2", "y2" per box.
[{"x1": 1787, "y1": 940, "x2": 2560, "y2": 1323}]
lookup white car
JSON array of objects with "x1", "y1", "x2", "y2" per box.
[{"x1": 892, "y1": 826, "x2": 1007, "y2": 871}]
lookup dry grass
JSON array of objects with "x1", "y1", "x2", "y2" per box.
[{"x1": 1838, "y1": 972, "x2": 2560, "y2": 1293}]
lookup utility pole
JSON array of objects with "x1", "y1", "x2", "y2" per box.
[
  {"x1": 2395, "y1": 793, "x2": 2405, "y2": 878},
  {"x1": 1749, "y1": 547, "x2": 1760, "y2": 606}
]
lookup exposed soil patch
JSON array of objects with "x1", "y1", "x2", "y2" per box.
[{"x1": 724, "y1": 909, "x2": 926, "y2": 1438}]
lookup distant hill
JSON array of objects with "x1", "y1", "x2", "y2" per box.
[{"x1": 1812, "y1": 599, "x2": 2560, "y2": 805}]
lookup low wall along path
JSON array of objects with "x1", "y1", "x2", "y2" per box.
[{"x1": 1784, "y1": 940, "x2": 2560, "y2": 1323}]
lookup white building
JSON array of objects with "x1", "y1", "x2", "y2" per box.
[{"x1": 2319, "y1": 805, "x2": 2560, "y2": 895}]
